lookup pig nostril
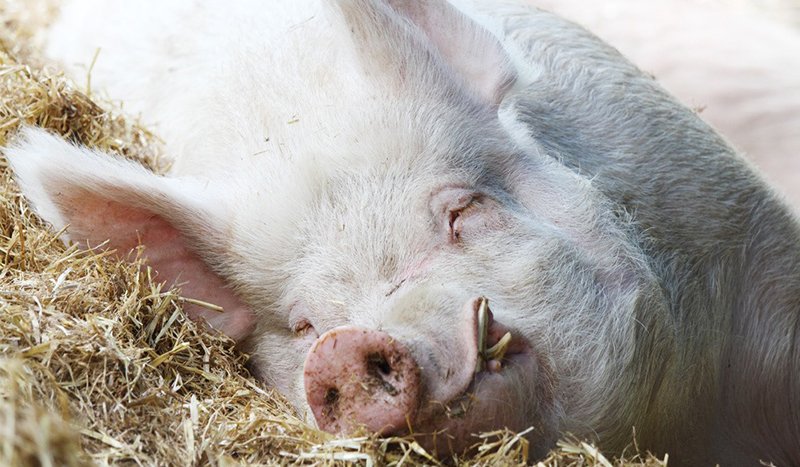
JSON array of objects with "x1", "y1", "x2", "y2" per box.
[
  {"x1": 323, "y1": 387, "x2": 340, "y2": 418},
  {"x1": 325, "y1": 387, "x2": 340, "y2": 404},
  {"x1": 366, "y1": 352, "x2": 400, "y2": 396},
  {"x1": 367, "y1": 352, "x2": 392, "y2": 376}
]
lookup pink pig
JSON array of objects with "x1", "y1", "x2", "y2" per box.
[{"x1": 5, "y1": 0, "x2": 800, "y2": 465}]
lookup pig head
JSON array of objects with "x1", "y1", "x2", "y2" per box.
[{"x1": 5, "y1": 0, "x2": 800, "y2": 465}]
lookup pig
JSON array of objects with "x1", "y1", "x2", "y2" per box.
[
  {"x1": 525, "y1": 0, "x2": 800, "y2": 207},
  {"x1": 4, "y1": 0, "x2": 800, "y2": 465}
]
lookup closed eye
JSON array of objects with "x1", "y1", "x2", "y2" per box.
[
  {"x1": 448, "y1": 195, "x2": 481, "y2": 242},
  {"x1": 292, "y1": 318, "x2": 317, "y2": 338}
]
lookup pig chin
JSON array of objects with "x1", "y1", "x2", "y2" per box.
[
  {"x1": 412, "y1": 355, "x2": 542, "y2": 456},
  {"x1": 302, "y1": 297, "x2": 544, "y2": 456}
]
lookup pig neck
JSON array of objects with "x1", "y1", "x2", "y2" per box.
[
  {"x1": 502, "y1": 16, "x2": 799, "y2": 467},
  {"x1": 580, "y1": 139, "x2": 799, "y2": 466}
]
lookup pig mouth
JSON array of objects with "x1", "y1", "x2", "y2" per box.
[{"x1": 409, "y1": 299, "x2": 537, "y2": 455}]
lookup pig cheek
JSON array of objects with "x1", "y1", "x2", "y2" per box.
[
  {"x1": 289, "y1": 333, "x2": 321, "y2": 403},
  {"x1": 246, "y1": 333, "x2": 313, "y2": 412}
]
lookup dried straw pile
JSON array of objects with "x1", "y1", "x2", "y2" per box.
[{"x1": 0, "y1": 3, "x2": 668, "y2": 466}]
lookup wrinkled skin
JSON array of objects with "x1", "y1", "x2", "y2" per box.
[{"x1": 4, "y1": 0, "x2": 800, "y2": 465}]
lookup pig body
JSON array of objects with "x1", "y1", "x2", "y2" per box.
[{"x1": 5, "y1": 0, "x2": 800, "y2": 465}]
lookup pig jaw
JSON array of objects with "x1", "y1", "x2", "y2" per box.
[{"x1": 408, "y1": 300, "x2": 550, "y2": 457}]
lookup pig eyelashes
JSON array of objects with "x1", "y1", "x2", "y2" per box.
[
  {"x1": 447, "y1": 194, "x2": 484, "y2": 243},
  {"x1": 430, "y1": 186, "x2": 508, "y2": 243},
  {"x1": 292, "y1": 318, "x2": 318, "y2": 339}
]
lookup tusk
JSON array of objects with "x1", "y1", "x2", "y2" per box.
[
  {"x1": 487, "y1": 332, "x2": 512, "y2": 363},
  {"x1": 476, "y1": 297, "x2": 490, "y2": 373}
]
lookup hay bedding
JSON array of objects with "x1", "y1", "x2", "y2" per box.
[{"x1": 0, "y1": 2, "x2": 669, "y2": 466}]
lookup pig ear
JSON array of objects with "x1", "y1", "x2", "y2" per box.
[
  {"x1": 5, "y1": 128, "x2": 254, "y2": 341},
  {"x1": 333, "y1": 0, "x2": 516, "y2": 107}
]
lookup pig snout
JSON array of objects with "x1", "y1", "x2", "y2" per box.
[{"x1": 303, "y1": 327, "x2": 422, "y2": 435}]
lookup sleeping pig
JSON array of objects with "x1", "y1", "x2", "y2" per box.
[{"x1": 5, "y1": 0, "x2": 800, "y2": 465}]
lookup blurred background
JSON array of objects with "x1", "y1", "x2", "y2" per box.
[
  {"x1": 527, "y1": 0, "x2": 800, "y2": 207},
  {"x1": 699, "y1": 0, "x2": 800, "y2": 27}
]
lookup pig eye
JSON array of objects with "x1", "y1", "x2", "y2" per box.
[
  {"x1": 292, "y1": 318, "x2": 316, "y2": 338},
  {"x1": 431, "y1": 187, "x2": 502, "y2": 244},
  {"x1": 449, "y1": 210, "x2": 462, "y2": 241},
  {"x1": 448, "y1": 195, "x2": 481, "y2": 243}
]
